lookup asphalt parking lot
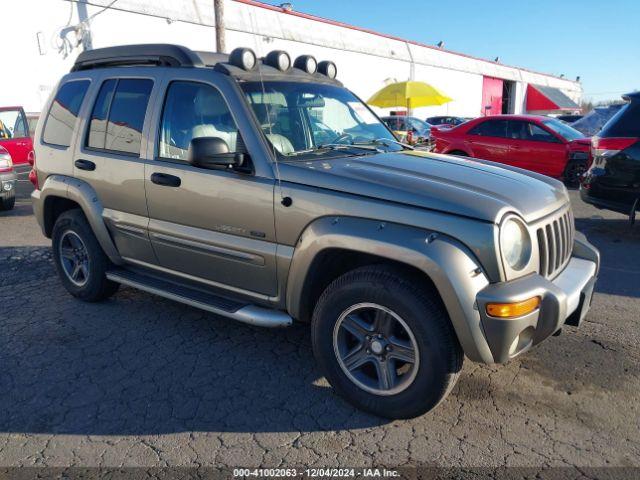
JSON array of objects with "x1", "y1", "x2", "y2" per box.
[{"x1": 1, "y1": 167, "x2": 639, "y2": 471}]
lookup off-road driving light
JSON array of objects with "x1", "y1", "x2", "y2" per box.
[
  {"x1": 486, "y1": 296, "x2": 541, "y2": 319},
  {"x1": 229, "y1": 47, "x2": 257, "y2": 71},
  {"x1": 318, "y1": 60, "x2": 337, "y2": 79},
  {"x1": 293, "y1": 55, "x2": 317, "y2": 74},
  {"x1": 500, "y1": 216, "x2": 531, "y2": 271},
  {"x1": 265, "y1": 50, "x2": 291, "y2": 71}
]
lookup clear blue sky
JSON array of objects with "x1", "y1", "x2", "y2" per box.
[{"x1": 278, "y1": 0, "x2": 638, "y2": 103}]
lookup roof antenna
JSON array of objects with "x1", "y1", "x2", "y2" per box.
[{"x1": 247, "y1": 11, "x2": 286, "y2": 205}]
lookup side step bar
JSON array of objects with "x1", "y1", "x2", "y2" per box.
[{"x1": 106, "y1": 269, "x2": 292, "y2": 328}]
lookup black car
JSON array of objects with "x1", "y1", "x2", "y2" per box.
[
  {"x1": 571, "y1": 104, "x2": 625, "y2": 136},
  {"x1": 581, "y1": 92, "x2": 640, "y2": 219},
  {"x1": 556, "y1": 114, "x2": 583, "y2": 124},
  {"x1": 426, "y1": 116, "x2": 467, "y2": 127}
]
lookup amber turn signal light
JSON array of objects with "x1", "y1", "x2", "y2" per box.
[{"x1": 486, "y1": 297, "x2": 541, "y2": 319}]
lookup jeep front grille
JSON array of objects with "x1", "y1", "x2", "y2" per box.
[{"x1": 536, "y1": 208, "x2": 574, "y2": 278}]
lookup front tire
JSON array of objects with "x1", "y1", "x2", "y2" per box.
[
  {"x1": 52, "y1": 209, "x2": 119, "y2": 302},
  {"x1": 311, "y1": 266, "x2": 463, "y2": 419},
  {"x1": 564, "y1": 159, "x2": 587, "y2": 188},
  {"x1": 0, "y1": 192, "x2": 15, "y2": 211}
]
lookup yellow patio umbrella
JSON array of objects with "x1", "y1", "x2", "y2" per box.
[{"x1": 367, "y1": 80, "x2": 453, "y2": 111}]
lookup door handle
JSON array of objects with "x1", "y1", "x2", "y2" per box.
[
  {"x1": 151, "y1": 172, "x2": 181, "y2": 187},
  {"x1": 75, "y1": 159, "x2": 96, "y2": 171}
]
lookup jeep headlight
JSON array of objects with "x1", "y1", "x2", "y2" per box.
[{"x1": 500, "y1": 216, "x2": 531, "y2": 271}]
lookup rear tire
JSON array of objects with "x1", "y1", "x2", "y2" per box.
[
  {"x1": 0, "y1": 193, "x2": 15, "y2": 211},
  {"x1": 311, "y1": 266, "x2": 463, "y2": 419},
  {"x1": 52, "y1": 209, "x2": 119, "y2": 302},
  {"x1": 564, "y1": 159, "x2": 587, "y2": 188}
]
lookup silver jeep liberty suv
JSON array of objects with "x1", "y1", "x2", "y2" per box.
[{"x1": 31, "y1": 44, "x2": 600, "y2": 419}]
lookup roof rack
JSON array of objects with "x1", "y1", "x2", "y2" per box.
[
  {"x1": 69, "y1": 44, "x2": 342, "y2": 86},
  {"x1": 71, "y1": 44, "x2": 204, "y2": 71}
]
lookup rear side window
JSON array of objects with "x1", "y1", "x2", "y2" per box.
[
  {"x1": 469, "y1": 119, "x2": 508, "y2": 137},
  {"x1": 42, "y1": 80, "x2": 90, "y2": 147},
  {"x1": 87, "y1": 79, "x2": 116, "y2": 150},
  {"x1": 600, "y1": 102, "x2": 640, "y2": 137},
  {"x1": 87, "y1": 78, "x2": 153, "y2": 156}
]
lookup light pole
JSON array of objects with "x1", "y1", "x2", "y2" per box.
[{"x1": 214, "y1": 0, "x2": 226, "y2": 53}]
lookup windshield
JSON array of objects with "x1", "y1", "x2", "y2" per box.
[
  {"x1": 241, "y1": 81, "x2": 401, "y2": 157},
  {"x1": 542, "y1": 118, "x2": 584, "y2": 141}
]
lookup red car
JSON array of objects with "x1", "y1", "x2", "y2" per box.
[
  {"x1": 431, "y1": 114, "x2": 590, "y2": 186},
  {"x1": 0, "y1": 106, "x2": 34, "y2": 166}
]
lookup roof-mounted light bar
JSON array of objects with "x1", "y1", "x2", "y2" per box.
[
  {"x1": 229, "y1": 47, "x2": 257, "y2": 71},
  {"x1": 318, "y1": 60, "x2": 337, "y2": 79},
  {"x1": 264, "y1": 50, "x2": 292, "y2": 72},
  {"x1": 293, "y1": 55, "x2": 318, "y2": 74}
]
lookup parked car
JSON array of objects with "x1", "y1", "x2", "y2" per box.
[
  {"x1": 571, "y1": 104, "x2": 624, "y2": 137},
  {"x1": 381, "y1": 115, "x2": 431, "y2": 144},
  {"x1": 0, "y1": 145, "x2": 17, "y2": 210},
  {"x1": 581, "y1": 92, "x2": 640, "y2": 218},
  {"x1": 426, "y1": 116, "x2": 467, "y2": 128},
  {"x1": 32, "y1": 44, "x2": 599, "y2": 419},
  {"x1": 431, "y1": 114, "x2": 591, "y2": 187},
  {"x1": 0, "y1": 106, "x2": 34, "y2": 166},
  {"x1": 556, "y1": 114, "x2": 583, "y2": 124}
]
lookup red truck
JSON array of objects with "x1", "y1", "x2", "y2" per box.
[
  {"x1": 431, "y1": 114, "x2": 590, "y2": 186},
  {"x1": 0, "y1": 106, "x2": 34, "y2": 166}
]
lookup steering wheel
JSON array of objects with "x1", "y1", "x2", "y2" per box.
[{"x1": 332, "y1": 133, "x2": 353, "y2": 144}]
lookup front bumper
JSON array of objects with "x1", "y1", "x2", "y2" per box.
[
  {"x1": 580, "y1": 187, "x2": 633, "y2": 216},
  {"x1": 0, "y1": 171, "x2": 17, "y2": 198},
  {"x1": 475, "y1": 232, "x2": 599, "y2": 363}
]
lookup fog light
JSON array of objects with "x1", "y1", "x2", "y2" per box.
[
  {"x1": 486, "y1": 296, "x2": 540, "y2": 319},
  {"x1": 265, "y1": 50, "x2": 291, "y2": 71},
  {"x1": 3, "y1": 183, "x2": 12, "y2": 191},
  {"x1": 318, "y1": 60, "x2": 337, "y2": 79},
  {"x1": 229, "y1": 47, "x2": 257, "y2": 71},
  {"x1": 294, "y1": 54, "x2": 317, "y2": 74}
]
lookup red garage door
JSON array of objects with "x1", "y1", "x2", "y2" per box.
[{"x1": 482, "y1": 76, "x2": 503, "y2": 116}]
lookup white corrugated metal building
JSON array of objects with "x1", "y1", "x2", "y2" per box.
[{"x1": 4, "y1": 0, "x2": 582, "y2": 117}]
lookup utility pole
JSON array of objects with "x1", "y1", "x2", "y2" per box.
[{"x1": 214, "y1": 0, "x2": 226, "y2": 53}]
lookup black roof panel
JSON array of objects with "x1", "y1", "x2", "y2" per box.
[
  {"x1": 71, "y1": 43, "x2": 342, "y2": 86},
  {"x1": 72, "y1": 44, "x2": 205, "y2": 71}
]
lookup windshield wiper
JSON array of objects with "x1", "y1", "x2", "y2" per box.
[
  {"x1": 354, "y1": 138, "x2": 414, "y2": 150},
  {"x1": 317, "y1": 143, "x2": 381, "y2": 153},
  {"x1": 286, "y1": 143, "x2": 381, "y2": 157}
]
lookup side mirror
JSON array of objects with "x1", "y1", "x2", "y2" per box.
[{"x1": 187, "y1": 137, "x2": 247, "y2": 170}]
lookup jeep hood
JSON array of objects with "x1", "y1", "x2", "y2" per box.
[{"x1": 279, "y1": 150, "x2": 569, "y2": 224}]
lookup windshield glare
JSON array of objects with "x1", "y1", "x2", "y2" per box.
[
  {"x1": 241, "y1": 81, "x2": 400, "y2": 156},
  {"x1": 542, "y1": 118, "x2": 584, "y2": 141}
]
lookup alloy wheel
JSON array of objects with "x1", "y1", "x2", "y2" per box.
[
  {"x1": 333, "y1": 303, "x2": 420, "y2": 396},
  {"x1": 58, "y1": 230, "x2": 90, "y2": 287}
]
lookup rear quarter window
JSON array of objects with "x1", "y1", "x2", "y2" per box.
[
  {"x1": 42, "y1": 80, "x2": 91, "y2": 147},
  {"x1": 469, "y1": 119, "x2": 508, "y2": 137},
  {"x1": 600, "y1": 102, "x2": 640, "y2": 137}
]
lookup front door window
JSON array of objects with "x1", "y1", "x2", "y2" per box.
[{"x1": 0, "y1": 109, "x2": 28, "y2": 139}]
